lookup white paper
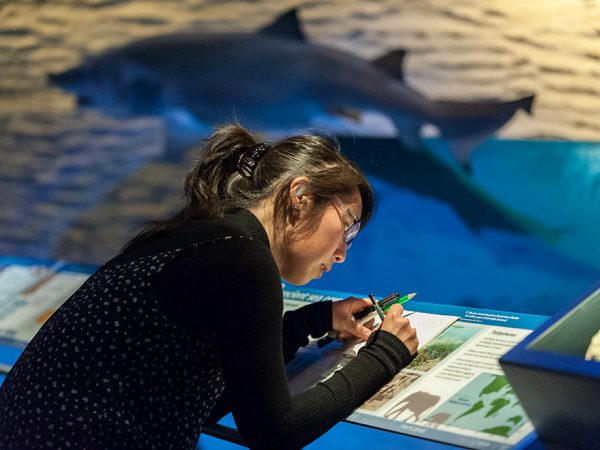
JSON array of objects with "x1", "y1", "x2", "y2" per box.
[{"x1": 343, "y1": 311, "x2": 460, "y2": 357}]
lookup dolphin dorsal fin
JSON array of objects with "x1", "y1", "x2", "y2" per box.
[
  {"x1": 259, "y1": 9, "x2": 306, "y2": 41},
  {"x1": 372, "y1": 49, "x2": 406, "y2": 82}
]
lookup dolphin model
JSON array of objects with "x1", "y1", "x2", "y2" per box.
[{"x1": 49, "y1": 9, "x2": 534, "y2": 166}]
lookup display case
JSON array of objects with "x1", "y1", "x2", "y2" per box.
[{"x1": 500, "y1": 282, "x2": 600, "y2": 449}]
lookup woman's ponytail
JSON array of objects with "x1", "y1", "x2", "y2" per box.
[
  {"x1": 183, "y1": 124, "x2": 257, "y2": 217},
  {"x1": 121, "y1": 123, "x2": 373, "y2": 254}
]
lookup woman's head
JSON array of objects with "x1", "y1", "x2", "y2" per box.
[
  {"x1": 124, "y1": 124, "x2": 374, "y2": 284},
  {"x1": 275, "y1": 178, "x2": 365, "y2": 284},
  {"x1": 183, "y1": 124, "x2": 373, "y2": 230}
]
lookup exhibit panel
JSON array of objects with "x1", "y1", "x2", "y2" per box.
[
  {"x1": 500, "y1": 283, "x2": 600, "y2": 449},
  {"x1": 0, "y1": 256, "x2": 550, "y2": 449}
]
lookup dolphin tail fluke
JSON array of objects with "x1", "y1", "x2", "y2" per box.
[
  {"x1": 519, "y1": 94, "x2": 535, "y2": 115},
  {"x1": 433, "y1": 94, "x2": 536, "y2": 168}
]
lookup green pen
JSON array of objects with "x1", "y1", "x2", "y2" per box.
[
  {"x1": 316, "y1": 291, "x2": 417, "y2": 348},
  {"x1": 382, "y1": 292, "x2": 417, "y2": 312}
]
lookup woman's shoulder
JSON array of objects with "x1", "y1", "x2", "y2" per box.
[
  {"x1": 105, "y1": 210, "x2": 269, "y2": 270},
  {"x1": 160, "y1": 227, "x2": 281, "y2": 305},
  {"x1": 177, "y1": 217, "x2": 251, "y2": 243},
  {"x1": 180, "y1": 209, "x2": 267, "y2": 245},
  {"x1": 183, "y1": 230, "x2": 276, "y2": 275},
  {"x1": 172, "y1": 211, "x2": 276, "y2": 274}
]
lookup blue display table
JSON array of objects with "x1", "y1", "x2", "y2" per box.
[{"x1": 0, "y1": 256, "x2": 549, "y2": 449}]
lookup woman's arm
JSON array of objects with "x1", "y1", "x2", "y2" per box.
[
  {"x1": 281, "y1": 301, "x2": 331, "y2": 363},
  {"x1": 209, "y1": 241, "x2": 413, "y2": 449},
  {"x1": 156, "y1": 239, "x2": 414, "y2": 449}
]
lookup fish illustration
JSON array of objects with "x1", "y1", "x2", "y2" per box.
[{"x1": 48, "y1": 9, "x2": 534, "y2": 166}]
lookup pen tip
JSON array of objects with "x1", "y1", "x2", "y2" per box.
[{"x1": 408, "y1": 292, "x2": 417, "y2": 299}]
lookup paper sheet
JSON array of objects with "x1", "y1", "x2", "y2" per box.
[{"x1": 343, "y1": 311, "x2": 460, "y2": 357}]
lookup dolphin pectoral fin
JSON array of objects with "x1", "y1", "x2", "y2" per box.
[
  {"x1": 396, "y1": 128, "x2": 423, "y2": 152},
  {"x1": 388, "y1": 115, "x2": 423, "y2": 151},
  {"x1": 258, "y1": 8, "x2": 306, "y2": 41},
  {"x1": 445, "y1": 135, "x2": 488, "y2": 171},
  {"x1": 372, "y1": 49, "x2": 406, "y2": 82},
  {"x1": 162, "y1": 108, "x2": 211, "y2": 161}
]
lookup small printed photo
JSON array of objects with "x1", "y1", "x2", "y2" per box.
[{"x1": 408, "y1": 324, "x2": 481, "y2": 372}]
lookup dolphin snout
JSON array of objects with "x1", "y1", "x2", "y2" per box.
[{"x1": 47, "y1": 67, "x2": 87, "y2": 89}]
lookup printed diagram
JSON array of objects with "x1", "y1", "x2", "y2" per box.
[
  {"x1": 423, "y1": 373, "x2": 528, "y2": 437},
  {"x1": 361, "y1": 323, "x2": 481, "y2": 412}
]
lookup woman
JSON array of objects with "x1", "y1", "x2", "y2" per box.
[{"x1": 0, "y1": 124, "x2": 418, "y2": 449}]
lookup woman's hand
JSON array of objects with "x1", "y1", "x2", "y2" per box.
[
  {"x1": 331, "y1": 297, "x2": 374, "y2": 341},
  {"x1": 380, "y1": 304, "x2": 419, "y2": 355}
]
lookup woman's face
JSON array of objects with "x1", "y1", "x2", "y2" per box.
[{"x1": 280, "y1": 188, "x2": 363, "y2": 285}]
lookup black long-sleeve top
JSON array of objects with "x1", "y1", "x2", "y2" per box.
[{"x1": 0, "y1": 209, "x2": 413, "y2": 450}]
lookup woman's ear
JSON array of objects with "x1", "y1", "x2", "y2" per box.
[
  {"x1": 288, "y1": 177, "x2": 311, "y2": 224},
  {"x1": 289, "y1": 176, "x2": 311, "y2": 204}
]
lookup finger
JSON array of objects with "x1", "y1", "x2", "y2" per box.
[
  {"x1": 346, "y1": 319, "x2": 372, "y2": 340},
  {"x1": 351, "y1": 297, "x2": 374, "y2": 314},
  {"x1": 340, "y1": 320, "x2": 372, "y2": 341},
  {"x1": 337, "y1": 331, "x2": 352, "y2": 340},
  {"x1": 358, "y1": 324, "x2": 372, "y2": 340},
  {"x1": 386, "y1": 303, "x2": 405, "y2": 316}
]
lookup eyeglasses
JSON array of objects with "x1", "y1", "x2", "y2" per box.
[{"x1": 332, "y1": 196, "x2": 361, "y2": 249}]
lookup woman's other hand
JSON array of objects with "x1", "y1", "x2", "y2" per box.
[
  {"x1": 380, "y1": 304, "x2": 419, "y2": 355},
  {"x1": 331, "y1": 297, "x2": 374, "y2": 341}
]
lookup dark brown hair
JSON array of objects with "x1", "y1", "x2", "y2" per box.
[{"x1": 122, "y1": 124, "x2": 374, "y2": 252}]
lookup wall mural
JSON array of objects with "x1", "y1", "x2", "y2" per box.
[
  {"x1": 1, "y1": 0, "x2": 599, "y2": 314},
  {"x1": 47, "y1": 9, "x2": 533, "y2": 167}
]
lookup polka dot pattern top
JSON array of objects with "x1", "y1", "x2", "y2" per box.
[
  {"x1": 0, "y1": 238, "x2": 246, "y2": 449},
  {"x1": 0, "y1": 210, "x2": 416, "y2": 449}
]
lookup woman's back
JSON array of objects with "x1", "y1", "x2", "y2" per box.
[
  {"x1": 0, "y1": 124, "x2": 418, "y2": 450},
  {"x1": 0, "y1": 210, "x2": 271, "y2": 449}
]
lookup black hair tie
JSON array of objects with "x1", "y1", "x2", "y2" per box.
[{"x1": 237, "y1": 142, "x2": 271, "y2": 179}]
